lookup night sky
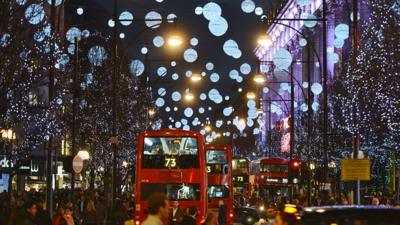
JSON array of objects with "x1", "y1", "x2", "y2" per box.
[{"x1": 65, "y1": 0, "x2": 284, "y2": 135}]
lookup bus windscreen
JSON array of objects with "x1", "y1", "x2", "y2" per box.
[
  {"x1": 260, "y1": 164, "x2": 288, "y2": 173},
  {"x1": 141, "y1": 183, "x2": 201, "y2": 201},
  {"x1": 208, "y1": 185, "x2": 230, "y2": 198},
  {"x1": 142, "y1": 137, "x2": 199, "y2": 169},
  {"x1": 206, "y1": 150, "x2": 227, "y2": 164},
  {"x1": 232, "y1": 159, "x2": 248, "y2": 174}
]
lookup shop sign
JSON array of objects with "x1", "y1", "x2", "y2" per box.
[
  {"x1": 17, "y1": 160, "x2": 31, "y2": 175},
  {"x1": 0, "y1": 156, "x2": 45, "y2": 176},
  {"x1": 30, "y1": 160, "x2": 45, "y2": 176},
  {"x1": 0, "y1": 156, "x2": 13, "y2": 168}
]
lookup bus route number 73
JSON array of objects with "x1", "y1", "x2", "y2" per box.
[{"x1": 165, "y1": 157, "x2": 177, "y2": 168}]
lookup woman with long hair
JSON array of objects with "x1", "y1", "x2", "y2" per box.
[
  {"x1": 82, "y1": 200, "x2": 98, "y2": 225},
  {"x1": 202, "y1": 211, "x2": 218, "y2": 225}
]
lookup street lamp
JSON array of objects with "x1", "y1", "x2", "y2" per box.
[
  {"x1": 148, "y1": 109, "x2": 156, "y2": 117},
  {"x1": 246, "y1": 92, "x2": 256, "y2": 100},
  {"x1": 184, "y1": 92, "x2": 195, "y2": 101},
  {"x1": 253, "y1": 74, "x2": 266, "y2": 84},
  {"x1": 204, "y1": 125, "x2": 211, "y2": 132},
  {"x1": 190, "y1": 73, "x2": 202, "y2": 82},
  {"x1": 167, "y1": 34, "x2": 183, "y2": 47},
  {"x1": 257, "y1": 34, "x2": 272, "y2": 48},
  {"x1": 77, "y1": 147, "x2": 90, "y2": 161}
]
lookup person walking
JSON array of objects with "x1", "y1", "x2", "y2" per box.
[
  {"x1": 35, "y1": 199, "x2": 51, "y2": 225},
  {"x1": 201, "y1": 212, "x2": 217, "y2": 225},
  {"x1": 371, "y1": 197, "x2": 380, "y2": 206},
  {"x1": 217, "y1": 200, "x2": 227, "y2": 225},
  {"x1": 169, "y1": 201, "x2": 184, "y2": 225},
  {"x1": 95, "y1": 198, "x2": 106, "y2": 225},
  {"x1": 82, "y1": 200, "x2": 98, "y2": 225},
  {"x1": 53, "y1": 206, "x2": 67, "y2": 225},
  {"x1": 180, "y1": 206, "x2": 196, "y2": 225},
  {"x1": 64, "y1": 207, "x2": 75, "y2": 225},
  {"x1": 141, "y1": 193, "x2": 169, "y2": 225},
  {"x1": 15, "y1": 201, "x2": 37, "y2": 225}
]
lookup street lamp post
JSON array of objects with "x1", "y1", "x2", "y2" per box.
[
  {"x1": 111, "y1": 1, "x2": 184, "y2": 208},
  {"x1": 70, "y1": 37, "x2": 80, "y2": 202},
  {"x1": 111, "y1": 0, "x2": 119, "y2": 210},
  {"x1": 258, "y1": 13, "x2": 328, "y2": 201},
  {"x1": 46, "y1": 0, "x2": 57, "y2": 216}
]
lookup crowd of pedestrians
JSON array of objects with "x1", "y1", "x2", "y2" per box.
[
  {"x1": 0, "y1": 189, "x2": 133, "y2": 225},
  {"x1": 1, "y1": 189, "x2": 400, "y2": 225},
  {"x1": 244, "y1": 190, "x2": 400, "y2": 210}
]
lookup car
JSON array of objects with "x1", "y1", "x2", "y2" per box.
[
  {"x1": 300, "y1": 205, "x2": 400, "y2": 225},
  {"x1": 233, "y1": 200, "x2": 260, "y2": 225}
]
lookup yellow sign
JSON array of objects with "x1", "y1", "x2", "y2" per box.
[{"x1": 341, "y1": 159, "x2": 371, "y2": 181}]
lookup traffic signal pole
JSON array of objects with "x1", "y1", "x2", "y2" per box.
[
  {"x1": 289, "y1": 64, "x2": 294, "y2": 202},
  {"x1": 354, "y1": 134, "x2": 360, "y2": 205}
]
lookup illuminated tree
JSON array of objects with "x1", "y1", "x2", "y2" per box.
[
  {"x1": 333, "y1": 0, "x2": 400, "y2": 189},
  {"x1": 0, "y1": 1, "x2": 69, "y2": 158},
  {"x1": 61, "y1": 31, "x2": 155, "y2": 188}
]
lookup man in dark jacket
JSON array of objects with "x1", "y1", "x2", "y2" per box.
[
  {"x1": 169, "y1": 201, "x2": 184, "y2": 225},
  {"x1": 16, "y1": 201, "x2": 37, "y2": 225},
  {"x1": 180, "y1": 206, "x2": 196, "y2": 225},
  {"x1": 35, "y1": 199, "x2": 51, "y2": 225},
  {"x1": 218, "y1": 200, "x2": 227, "y2": 225}
]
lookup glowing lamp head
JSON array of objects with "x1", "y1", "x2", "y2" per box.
[
  {"x1": 185, "y1": 93, "x2": 195, "y2": 101},
  {"x1": 168, "y1": 35, "x2": 183, "y2": 47},
  {"x1": 148, "y1": 109, "x2": 156, "y2": 116},
  {"x1": 253, "y1": 74, "x2": 266, "y2": 84},
  {"x1": 246, "y1": 92, "x2": 256, "y2": 100},
  {"x1": 77, "y1": 149, "x2": 90, "y2": 160},
  {"x1": 257, "y1": 34, "x2": 272, "y2": 48},
  {"x1": 190, "y1": 73, "x2": 202, "y2": 82}
]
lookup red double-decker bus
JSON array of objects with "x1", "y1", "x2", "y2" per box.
[
  {"x1": 255, "y1": 157, "x2": 289, "y2": 203},
  {"x1": 205, "y1": 145, "x2": 234, "y2": 224},
  {"x1": 232, "y1": 157, "x2": 251, "y2": 201},
  {"x1": 135, "y1": 130, "x2": 207, "y2": 225}
]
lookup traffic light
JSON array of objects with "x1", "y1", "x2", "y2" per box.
[{"x1": 289, "y1": 160, "x2": 301, "y2": 184}]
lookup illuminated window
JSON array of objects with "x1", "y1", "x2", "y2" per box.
[{"x1": 61, "y1": 139, "x2": 71, "y2": 156}]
